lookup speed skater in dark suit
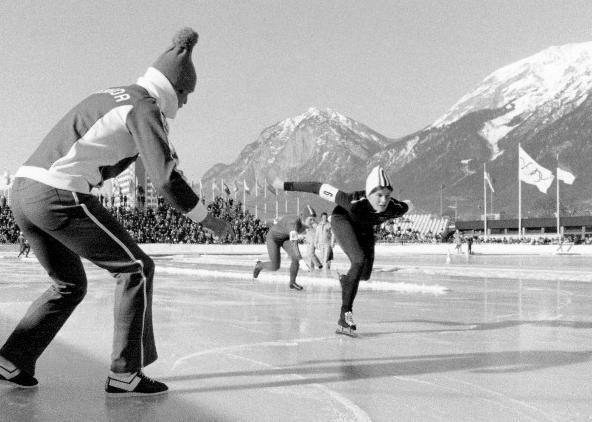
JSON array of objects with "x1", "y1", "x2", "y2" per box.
[
  {"x1": 252, "y1": 205, "x2": 317, "y2": 291},
  {"x1": 0, "y1": 28, "x2": 234, "y2": 396},
  {"x1": 272, "y1": 166, "x2": 408, "y2": 335}
]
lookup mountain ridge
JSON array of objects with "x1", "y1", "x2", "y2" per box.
[{"x1": 202, "y1": 42, "x2": 592, "y2": 219}]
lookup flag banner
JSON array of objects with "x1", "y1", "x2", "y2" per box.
[
  {"x1": 223, "y1": 183, "x2": 231, "y2": 196},
  {"x1": 484, "y1": 170, "x2": 495, "y2": 192},
  {"x1": 518, "y1": 146, "x2": 554, "y2": 194},
  {"x1": 243, "y1": 179, "x2": 251, "y2": 194},
  {"x1": 557, "y1": 167, "x2": 576, "y2": 185},
  {"x1": 212, "y1": 180, "x2": 219, "y2": 191},
  {"x1": 266, "y1": 181, "x2": 277, "y2": 196},
  {"x1": 233, "y1": 180, "x2": 240, "y2": 193}
]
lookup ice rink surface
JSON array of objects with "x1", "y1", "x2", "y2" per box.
[{"x1": 1, "y1": 244, "x2": 592, "y2": 421}]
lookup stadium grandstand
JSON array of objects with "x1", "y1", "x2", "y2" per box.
[{"x1": 394, "y1": 214, "x2": 450, "y2": 236}]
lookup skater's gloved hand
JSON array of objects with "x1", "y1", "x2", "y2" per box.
[
  {"x1": 272, "y1": 177, "x2": 284, "y2": 191},
  {"x1": 299, "y1": 259, "x2": 311, "y2": 272},
  {"x1": 201, "y1": 214, "x2": 235, "y2": 241}
]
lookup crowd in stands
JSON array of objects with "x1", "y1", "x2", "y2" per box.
[
  {"x1": 110, "y1": 196, "x2": 269, "y2": 244},
  {"x1": 0, "y1": 197, "x2": 453, "y2": 246},
  {"x1": 470, "y1": 234, "x2": 590, "y2": 245},
  {"x1": 0, "y1": 203, "x2": 19, "y2": 244},
  {"x1": 4, "y1": 195, "x2": 588, "y2": 247},
  {"x1": 375, "y1": 220, "x2": 445, "y2": 243},
  {"x1": 0, "y1": 195, "x2": 270, "y2": 245}
]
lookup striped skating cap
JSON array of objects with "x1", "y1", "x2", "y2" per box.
[{"x1": 365, "y1": 166, "x2": 393, "y2": 196}]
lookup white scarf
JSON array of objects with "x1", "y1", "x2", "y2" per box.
[{"x1": 136, "y1": 67, "x2": 179, "y2": 119}]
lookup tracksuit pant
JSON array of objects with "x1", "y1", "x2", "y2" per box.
[
  {"x1": 331, "y1": 214, "x2": 375, "y2": 314},
  {"x1": 0, "y1": 178, "x2": 156, "y2": 375},
  {"x1": 261, "y1": 230, "x2": 301, "y2": 284}
]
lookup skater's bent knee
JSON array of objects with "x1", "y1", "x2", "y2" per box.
[{"x1": 51, "y1": 281, "x2": 87, "y2": 303}]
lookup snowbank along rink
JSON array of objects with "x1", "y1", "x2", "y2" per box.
[{"x1": 1, "y1": 243, "x2": 591, "y2": 421}]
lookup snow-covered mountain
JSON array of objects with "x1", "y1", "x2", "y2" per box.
[
  {"x1": 432, "y1": 42, "x2": 592, "y2": 159},
  {"x1": 203, "y1": 42, "x2": 592, "y2": 218},
  {"x1": 202, "y1": 107, "x2": 392, "y2": 189}
]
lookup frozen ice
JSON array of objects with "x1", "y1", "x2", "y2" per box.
[{"x1": 1, "y1": 244, "x2": 591, "y2": 421}]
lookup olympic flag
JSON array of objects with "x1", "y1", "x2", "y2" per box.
[{"x1": 518, "y1": 146, "x2": 554, "y2": 194}]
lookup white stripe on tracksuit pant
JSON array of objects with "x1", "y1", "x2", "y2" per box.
[{"x1": 0, "y1": 177, "x2": 156, "y2": 376}]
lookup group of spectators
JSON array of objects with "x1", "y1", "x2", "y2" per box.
[
  {"x1": 112, "y1": 196, "x2": 270, "y2": 244},
  {"x1": 2, "y1": 198, "x2": 452, "y2": 246},
  {"x1": 0, "y1": 195, "x2": 270, "y2": 245},
  {"x1": 375, "y1": 220, "x2": 445, "y2": 243},
  {"x1": 471, "y1": 235, "x2": 587, "y2": 245},
  {"x1": 12, "y1": 197, "x2": 582, "y2": 246},
  {"x1": 0, "y1": 203, "x2": 19, "y2": 244}
]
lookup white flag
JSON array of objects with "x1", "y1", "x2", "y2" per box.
[
  {"x1": 484, "y1": 170, "x2": 495, "y2": 192},
  {"x1": 557, "y1": 167, "x2": 575, "y2": 185},
  {"x1": 518, "y1": 146, "x2": 554, "y2": 194}
]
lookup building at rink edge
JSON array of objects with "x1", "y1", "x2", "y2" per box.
[
  {"x1": 1, "y1": 159, "x2": 160, "y2": 210},
  {"x1": 102, "y1": 158, "x2": 159, "y2": 209}
]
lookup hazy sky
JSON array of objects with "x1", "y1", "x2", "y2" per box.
[{"x1": 2, "y1": 0, "x2": 592, "y2": 182}]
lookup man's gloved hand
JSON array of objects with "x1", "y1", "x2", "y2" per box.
[{"x1": 201, "y1": 214, "x2": 235, "y2": 241}]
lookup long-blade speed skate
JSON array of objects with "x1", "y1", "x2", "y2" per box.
[
  {"x1": 336, "y1": 311, "x2": 357, "y2": 337},
  {"x1": 336, "y1": 325, "x2": 357, "y2": 337}
]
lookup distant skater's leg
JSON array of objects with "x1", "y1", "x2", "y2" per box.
[
  {"x1": 253, "y1": 232, "x2": 284, "y2": 278},
  {"x1": 282, "y1": 240, "x2": 303, "y2": 290}
]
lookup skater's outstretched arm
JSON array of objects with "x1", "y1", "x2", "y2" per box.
[
  {"x1": 272, "y1": 178, "x2": 407, "y2": 218},
  {"x1": 272, "y1": 178, "x2": 363, "y2": 210}
]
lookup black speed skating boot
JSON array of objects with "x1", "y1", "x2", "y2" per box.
[
  {"x1": 336, "y1": 311, "x2": 357, "y2": 337},
  {"x1": 289, "y1": 281, "x2": 304, "y2": 290}
]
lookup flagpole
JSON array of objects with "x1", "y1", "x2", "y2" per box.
[
  {"x1": 255, "y1": 176, "x2": 258, "y2": 219},
  {"x1": 484, "y1": 163, "x2": 488, "y2": 240},
  {"x1": 264, "y1": 177, "x2": 267, "y2": 221},
  {"x1": 556, "y1": 154, "x2": 560, "y2": 237},
  {"x1": 296, "y1": 196, "x2": 300, "y2": 215},
  {"x1": 518, "y1": 144, "x2": 522, "y2": 240},
  {"x1": 243, "y1": 179, "x2": 246, "y2": 214}
]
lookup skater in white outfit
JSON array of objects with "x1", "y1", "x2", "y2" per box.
[{"x1": 0, "y1": 28, "x2": 233, "y2": 395}]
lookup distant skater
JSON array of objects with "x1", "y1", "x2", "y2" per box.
[
  {"x1": 304, "y1": 222, "x2": 323, "y2": 270},
  {"x1": 467, "y1": 236, "x2": 473, "y2": 255},
  {"x1": 0, "y1": 28, "x2": 233, "y2": 395},
  {"x1": 253, "y1": 206, "x2": 317, "y2": 291},
  {"x1": 315, "y1": 212, "x2": 334, "y2": 271},
  {"x1": 17, "y1": 232, "x2": 30, "y2": 258},
  {"x1": 454, "y1": 230, "x2": 462, "y2": 254},
  {"x1": 272, "y1": 166, "x2": 408, "y2": 336}
]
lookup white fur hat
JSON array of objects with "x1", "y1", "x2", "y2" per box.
[{"x1": 365, "y1": 166, "x2": 393, "y2": 196}]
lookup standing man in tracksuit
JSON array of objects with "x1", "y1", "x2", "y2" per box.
[
  {"x1": 0, "y1": 28, "x2": 233, "y2": 396},
  {"x1": 272, "y1": 166, "x2": 408, "y2": 335},
  {"x1": 252, "y1": 205, "x2": 317, "y2": 291},
  {"x1": 315, "y1": 212, "x2": 334, "y2": 271}
]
